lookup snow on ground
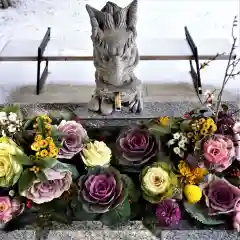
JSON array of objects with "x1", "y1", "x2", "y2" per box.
[{"x1": 0, "y1": 0, "x2": 239, "y2": 103}]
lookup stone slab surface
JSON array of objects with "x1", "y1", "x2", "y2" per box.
[
  {"x1": 0, "y1": 230, "x2": 36, "y2": 240},
  {"x1": 162, "y1": 230, "x2": 240, "y2": 240}
]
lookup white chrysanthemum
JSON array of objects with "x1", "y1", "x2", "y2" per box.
[
  {"x1": 0, "y1": 112, "x2": 8, "y2": 125},
  {"x1": 7, "y1": 124, "x2": 16, "y2": 133},
  {"x1": 167, "y1": 139, "x2": 176, "y2": 147},
  {"x1": 180, "y1": 136, "x2": 188, "y2": 143},
  {"x1": 173, "y1": 147, "x2": 181, "y2": 155},
  {"x1": 173, "y1": 133, "x2": 180, "y2": 140},
  {"x1": 8, "y1": 112, "x2": 17, "y2": 122},
  {"x1": 178, "y1": 140, "x2": 186, "y2": 149}
]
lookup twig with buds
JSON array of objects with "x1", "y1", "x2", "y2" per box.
[
  {"x1": 200, "y1": 53, "x2": 225, "y2": 70},
  {"x1": 215, "y1": 15, "x2": 239, "y2": 122}
]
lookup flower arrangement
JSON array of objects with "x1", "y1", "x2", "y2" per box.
[
  {"x1": 0, "y1": 98, "x2": 239, "y2": 232},
  {"x1": 0, "y1": 16, "x2": 239, "y2": 234}
]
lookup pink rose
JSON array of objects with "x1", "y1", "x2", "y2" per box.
[
  {"x1": 0, "y1": 197, "x2": 24, "y2": 223},
  {"x1": 195, "y1": 134, "x2": 235, "y2": 172}
]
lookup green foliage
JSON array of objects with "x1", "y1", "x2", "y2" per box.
[
  {"x1": 183, "y1": 201, "x2": 225, "y2": 225},
  {"x1": 100, "y1": 198, "x2": 131, "y2": 226},
  {"x1": 18, "y1": 169, "x2": 36, "y2": 194},
  {"x1": 121, "y1": 174, "x2": 140, "y2": 203},
  {"x1": 37, "y1": 117, "x2": 45, "y2": 138},
  {"x1": 70, "y1": 196, "x2": 99, "y2": 221},
  {"x1": 37, "y1": 157, "x2": 57, "y2": 169},
  {"x1": 15, "y1": 149, "x2": 33, "y2": 166}
]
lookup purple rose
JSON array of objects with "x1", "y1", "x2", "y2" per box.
[
  {"x1": 78, "y1": 167, "x2": 127, "y2": 213},
  {"x1": 216, "y1": 111, "x2": 235, "y2": 136},
  {"x1": 155, "y1": 199, "x2": 181, "y2": 226},
  {"x1": 115, "y1": 125, "x2": 158, "y2": 172},
  {"x1": 201, "y1": 174, "x2": 240, "y2": 215},
  {"x1": 58, "y1": 120, "x2": 88, "y2": 159},
  {"x1": 20, "y1": 169, "x2": 72, "y2": 204}
]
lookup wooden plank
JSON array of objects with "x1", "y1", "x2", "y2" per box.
[{"x1": 0, "y1": 38, "x2": 235, "y2": 61}]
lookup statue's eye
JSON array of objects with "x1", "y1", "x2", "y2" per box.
[
  {"x1": 103, "y1": 56, "x2": 109, "y2": 62},
  {"x1": 122, "y1": 55, "x2": 128, "y2": 61}
]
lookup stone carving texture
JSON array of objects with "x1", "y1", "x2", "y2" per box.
[{"x1": 86, "y1": 0, "x2": 143, "y2": 115}]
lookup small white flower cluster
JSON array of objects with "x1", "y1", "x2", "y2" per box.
[
  {"x1": 0, "y1": 112, "x2": 22, "y2": 136},
  {"x1": 167, "y1": 132, "x2": 188, "y2": 158}
]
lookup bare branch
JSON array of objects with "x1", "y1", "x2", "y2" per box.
[
  {"x1": 215, "y1": 15, "x2": 238, "y2": 122},
  {"x1": 199, "y1": 53, "x2": 225, "y2": 70}
]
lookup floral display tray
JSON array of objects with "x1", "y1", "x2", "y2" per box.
[{"x1": 0, "y1": 102, "x2": 239, "y2": 240}]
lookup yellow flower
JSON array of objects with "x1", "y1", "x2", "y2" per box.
[
  {"x1": 45, "y1": 124, "x2": 52, "y2": 130},
  {"x1": 178, "y1": 161, "x2": 207, "y2": 185},
  {"x1": 202, "y1": 122, "x2": 210, "y2": 130},
  {"x1": 33, "y1": 124, "x2": 38, "y2": 129},
  {"x1": 178, "y1": 161, "x2": 192, "y2": 177},
  {"x1": 82, "y1": 141, "x2": 112, "y2": 167},
  {"x1": 39, "y1": 149, "x2": 48, "y2": 158},
  {"x1": 35, "y1": 152, "x2": 40, "y2": 158},
  {"x1": 49, "y1": 142, "x2": 56, "y2": 150},
  {"x1": 34, "y1": 135, "x2": 42, "y2": 142},
  {"x1": 200, "y1": 128, "x2": 209, "y2": 135},
  {"x1": 206, "y1": 118, "x2": 214, "y2": 124},
  {"x1": 29, "y1": 166, "x2": 40, "y2": 174},
  {"x1": 184, "y1": 184, "x2": 202, "y2": 204},
  {"x1": 198, "y1": 118, "x2": 206, "y2": 124},
  {"x1": 31, "y1": 142, "x2": 40, "y2": 152},
  {"x1": 48, "y1": 149, "x2": 58, "y2": 158},
  {"x1": 40, "y1": 140, "x2": 48, "y2": 148},
  {"x1": 46, "y1": 137, "x2": 53, "y2": 142},
  {"x1": 158, "y1": 117, "x2": 169, "y2": 126},
  {"x1": 209, "y1": 123, "x2": 217, "y2": 133}
]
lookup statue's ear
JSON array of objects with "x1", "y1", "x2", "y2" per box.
[
  {"x1": 125, "y1": 0, "x2": 138, "y2": 30},
  {"x1": 86, "y1": 4, "x2": 105, "y2": 37}
]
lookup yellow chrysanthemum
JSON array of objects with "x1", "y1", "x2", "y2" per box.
[
  {"x1": 39, "y1": 149, "x2": 48, "y2": 157},
  {"x1": 158, "y1": 117, "x2": 169, "y2": 126},
  {"x1": 209, "y1": 123, "x2": 217, "y2": 133},
  {"x1": 198, "y1": 118, "x2": 206, "y2": 124},
  {"x1": 178, "y1": 161, "x2": 207, "y2": 184},
  {"x1": 34, "y1": 135, "x2": 42, "y2": 142},
  {"x1": 29, "y1": 166, "x2": 40, "y2": 174},
  {"x1": 31, "y1": 142, "x2": 41, "y2": 152},
  {"x1": 49, "y1": 148, "x2": 58, "y2": 158},
  {"x1": 40, "y1": 140, "x2": 48, "y2": 148},
  {"x1": 178, "y1": 161, "x2": 192, "y2": 177},
  {"x1": 202, "y1": 122, "x2": 210, "y2": 130},
  {"x1": 46, "y1": 137, "x2": 53, "y2": 142},
  {"x1": 200, "y1": 128, "x2": 209, "y2": 135}
]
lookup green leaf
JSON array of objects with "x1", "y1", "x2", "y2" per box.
[
  {"x1": 37, "y1": 157, "x2": 57, "y2": 169},
  {"x1": 2, "y1": 105, "x2": 20, "y2": 114},
  {"x1": 183, "y1": 201, "x2": 225, "y2": 225},
  {"x1": 37, "y1": 117, "x2": 45, "y2": 138},
  {"x1": 100, "y1": 198, "x2": 131, "y2": 226},
  {"x1": 18, "y1": 169, "x2": 36, "y2": 194},
  {"x1": 221, "y1": 104, "x2": 228, "y2": 112},
  {"x1": 15, "y1": 148, "x2": 33, "y2": 166},
  {"x1": 148, "y1": 125, "x2": 171, "y2": 137},
  {"x1": 50, "y1": 212, "x2": 72, "y2": 224},
  {"x1": 23, "y1": 118, "x2": 34, "y2": 130},
  {"x1": 180, "y1": 120, "x2": 191, "y2": 132},
  {"x1": 51, "y1": 127, "x2": 67, "y2": 138},
  {"x1": 121, "y1": 174, "x2": 140, "y2": 203},
  {"x1": 70, "y1": 197, "x2": 98, "y2": 221},
  {"x1": 36, "y1": 171, "x2": 48, "y2": 182}
]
